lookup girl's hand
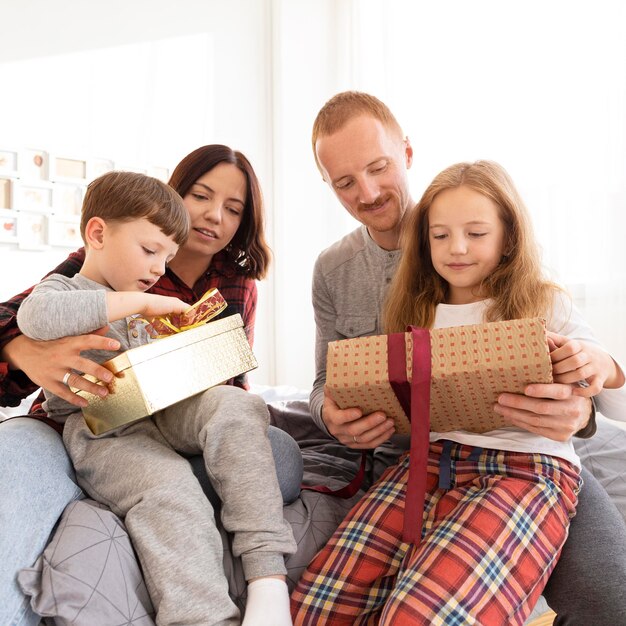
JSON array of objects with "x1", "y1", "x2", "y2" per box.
[{"x1": 547, "y1": 331, "x2": 625, "y2": 397}]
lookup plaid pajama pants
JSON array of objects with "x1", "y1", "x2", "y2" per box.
[{"x1": 291, "y1": 441, "x2": 580, "y2": 626}]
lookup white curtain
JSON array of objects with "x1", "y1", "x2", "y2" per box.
[{"x1": 271, "y1": 0, "x2": 626, "y2": 387}]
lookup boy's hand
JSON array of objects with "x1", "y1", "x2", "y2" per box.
[
  {"x1": 548, "y1": 331, "x2": 624, "y2": 397},
  {"x1": 140, "y1": 294, "x2": 190, "y2": 318},
  {"x1": 106, "y1": 292, "x2": 190, "y2": 322}
]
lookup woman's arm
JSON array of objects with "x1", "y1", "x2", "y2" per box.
[{"x1": 0, "y1": 249, "x2": 87, "y2": 406}]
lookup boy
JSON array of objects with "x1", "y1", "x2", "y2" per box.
[{"x1": 17, "y1": 171, "x2": 295, "y2": 626}]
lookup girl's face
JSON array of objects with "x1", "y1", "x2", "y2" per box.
[
  {"x1": 428, "y1": 185, "x2": 505, "y2": 304},
  {"x1": 181, "y1": 162, "x2": 246, "y2": 260}
]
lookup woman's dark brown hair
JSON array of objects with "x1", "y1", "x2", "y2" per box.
[{"x1": 168, "y1": 145, "x2": 271, "y2": 279}]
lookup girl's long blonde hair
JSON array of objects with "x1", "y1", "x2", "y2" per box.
[{"x1": 384, "y1": 160, "x2": 561, "y2": 332}]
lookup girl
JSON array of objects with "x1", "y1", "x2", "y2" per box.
[{"x1": 291, "y1": 160, "x2": 625, "y2": 625}]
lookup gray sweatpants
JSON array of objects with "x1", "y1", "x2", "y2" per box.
[{"x1": 63, "y1": 385, "x2": 297, "y2": 626}]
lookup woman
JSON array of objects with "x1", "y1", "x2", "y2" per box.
[{"x1": 0, "y1": 144, "x2": 302, "y2": 626}]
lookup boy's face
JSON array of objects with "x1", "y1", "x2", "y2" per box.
[{"x1": 95, "y1": 217, "x2": 179, "y2": 292}]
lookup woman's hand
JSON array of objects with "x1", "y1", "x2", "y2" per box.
[
  {"x1": 548, "y1": 331, "x2": 625, "y2": 397},
  {"x1": 2, "y1": 331, "x2": 121, "y2": 407}
]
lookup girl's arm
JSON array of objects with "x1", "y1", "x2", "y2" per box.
[{"x1": 549, "y1": 332, "x2": 625, "y2": 396}]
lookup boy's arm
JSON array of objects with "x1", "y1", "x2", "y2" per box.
[
  {"x1": 104, "y1": 292, "x2": 189, "y2": 325},
  {"x1": 17, "y1": 277, "x2": 110, "y2": 341},
  {"x1": 18, "y1": 279, "x2": 191, "y2": 341}
]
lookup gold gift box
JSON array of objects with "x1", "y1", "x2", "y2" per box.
[
  {"x1": 78, "y1": 314, "x2": 257, "y2": 435},
  {"x1": 326, "y1": 318, "x2": 553, "y2": 434}
]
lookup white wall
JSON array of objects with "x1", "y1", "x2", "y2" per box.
[
  {"x1": 0, "y1": 0, "x2": 280, "y2": 385},
  {"x1": 2, "y1": 0, "x2": 625, "y2": 393}
]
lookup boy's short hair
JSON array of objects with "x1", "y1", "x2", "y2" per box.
[
  {"x1": 80, "y1": 171, "x2": 190, "y2": 246},
  {"x1": 312, "y1": 91, "x2": 404, "y2": 172}
]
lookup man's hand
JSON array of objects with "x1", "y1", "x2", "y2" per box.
[
  {"x1": 3, "y1": 331, "x2": 121, "y2": 407},
  {"x1": 322, "y1": 387, "x2": 395, "y2": 449},
  {"x1": 494, "y1": 382, "x2": 592, "y2": 442}
]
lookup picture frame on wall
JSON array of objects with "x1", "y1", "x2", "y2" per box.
[
  {"x1": 17, "y1": 211, "x2": 49, "y2": 250},
  {"x1": 53, "y1": 183, "x2": 84, "y2": 217},
  {"x1": 48, "y1": 215, "x2": 82, "y2": 248},
  {"x1": 0, "y1": 209, "x2": 18, "y2": 243},
  {"x1": 13, "y1": 180, "x2": 53, "y2": 212},
  {"x1": 20, "y1": 148, "x2": 49, "y2": 180},
  {"x1": 0, "y1": 149, "x2": 18, "y2": 176},
  {"x1": 49, "y1": 154, "x2": 88, "y2": 183},
  {"x1": 0, "y1": 177, "x2": 13, "y2": 210}
]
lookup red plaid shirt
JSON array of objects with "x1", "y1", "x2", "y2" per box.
[{"x1": 0, "y1": 247, "x2": 257, "y2": 425}]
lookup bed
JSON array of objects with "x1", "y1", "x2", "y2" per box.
[{"x1": 4, "y1": 387, "x2": 626, "y2": 625}]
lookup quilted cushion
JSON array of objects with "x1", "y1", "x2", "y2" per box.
[{"x1": 18, "y1": 499, "x2": 154, "y2": 625}]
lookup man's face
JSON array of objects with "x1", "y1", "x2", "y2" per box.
[{"x1": 315, "y1": 115, "x2": 413, "y2": 249}]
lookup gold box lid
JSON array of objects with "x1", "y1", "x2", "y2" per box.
[{"x1": 105, "y1": 313, "x2": 244, "y2": 374}]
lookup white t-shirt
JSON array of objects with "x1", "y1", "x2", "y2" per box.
[{"x1": 429, "y1": 293, "x2": 626, "y2": 468}]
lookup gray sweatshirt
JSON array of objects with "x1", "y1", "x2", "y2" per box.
[{"x1": 17, "y1": 273, "x2": 147, "y2": 423}]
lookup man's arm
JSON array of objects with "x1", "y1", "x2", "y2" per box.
[{"x1": 309, "y1": 256, "x2": 395, "y2": 448}]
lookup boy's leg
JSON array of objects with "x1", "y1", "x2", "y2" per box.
[
  {"x1": 0, "y1": 418, "x2": 84, "y2": 626},
  {"x1": 543, "y1": 465, "x2": 626, "y2": 625},
  {"x1": 63, "y1": 413, "x2": 239, "y2": 625},
  {"x1": 156, "y1": 386, "x2": 297, "y2": 581},
  {"x1": 188, "y1": 424, "x2": 303, "y2": 510}
]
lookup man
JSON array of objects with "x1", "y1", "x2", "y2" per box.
[{"x1": 308, "y1": 90, "x2": 626, "y2": 623}]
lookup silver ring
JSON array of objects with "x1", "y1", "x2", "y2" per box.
[
  {"x1": 62, "y1": 372, "x2": 71, "y2": 387},
  {"x1": 353, "y1": 435, "x2": 358, "y2": 444}
]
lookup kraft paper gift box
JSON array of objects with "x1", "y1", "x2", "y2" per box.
[
  {"x1": 326, "y1": 317, "x2": 553, "y2": 435},
  {"x1": 326, "y1": 317, "x2": 553, "y2": 543},
  {"x1": 78, "y1": 314, "x2": 257, "y2": 435}
]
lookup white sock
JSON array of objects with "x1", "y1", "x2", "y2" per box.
[{"x1": 241, "y1": 577, "x2": 293, "y2": 626}]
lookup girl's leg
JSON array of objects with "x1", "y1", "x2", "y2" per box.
[
  {"x1": 63, "y1": 414, "x2": 239, "y2": 626},
  {"x1": 0, "y1": 418, "x2": 84, "y2": 626},
  {"x1": 290, "y1": 458, "x2": 413, "y2": 625},
  {"x1": 381, "y1": 448, "x2": 580, "y2": 626}
]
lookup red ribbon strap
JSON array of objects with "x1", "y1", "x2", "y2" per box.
[{"x1": 387, "y1": 327, "x2": 431, "y2": 543}]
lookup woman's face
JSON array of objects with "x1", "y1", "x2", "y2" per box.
[{"x1": 181, "y1": 162, "x2": 246, "y2": 260}]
